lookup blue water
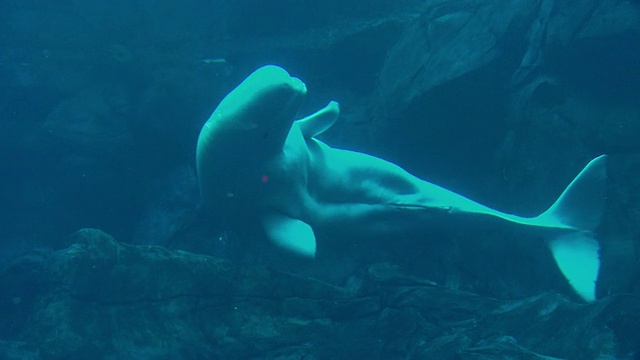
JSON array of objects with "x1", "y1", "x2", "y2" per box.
[{"x1": 0, "y1": 1, "x2": 638, "y2": 358}]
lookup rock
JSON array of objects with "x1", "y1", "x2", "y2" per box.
[
  {"x1": 374, "y1": 0, "x2": 639, "y2": 131},
  {"x1": 0, "y1": 229, "x2": 638, "y2": 359},
  {"x1": 374, "y1": 0, "x2": 538, "y2": 119}
]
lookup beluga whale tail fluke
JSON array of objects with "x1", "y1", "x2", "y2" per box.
[
  {"x1": 196, "y1": 64, "x2": 607, "y2": 303},
  {"x1": 533, "y1": 155, "x2": 606, "y2": 302}
]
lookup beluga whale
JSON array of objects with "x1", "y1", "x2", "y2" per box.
[{"x1": 196, "y1": 65, "x2": 607, "y2": 302}]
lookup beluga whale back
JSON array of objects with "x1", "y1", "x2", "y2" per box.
[{"x1": 197, "y1": 65, "x2": 607, "y2": 302}]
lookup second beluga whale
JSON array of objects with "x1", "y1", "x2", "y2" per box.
[{"x1": 196, "y1": 65, "x2": 606, "y2": 302}]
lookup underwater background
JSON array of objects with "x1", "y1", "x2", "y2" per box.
[{"x1": 1, "y1": 0, "x2": 639, "y2": 359}]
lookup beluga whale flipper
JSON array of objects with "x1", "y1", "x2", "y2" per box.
[{"x1": 196, "y1": 65, "x2": 607, "y2": 302}]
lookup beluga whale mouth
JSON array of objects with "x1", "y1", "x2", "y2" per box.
[{"x1": 196, "y1": 65, "x2": 607, "y2": 303}]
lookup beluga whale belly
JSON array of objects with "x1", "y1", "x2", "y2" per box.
[{"x1": 196, "y1": 65, "x2": 607, "y2": 302}]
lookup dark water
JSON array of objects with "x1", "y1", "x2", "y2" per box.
[{"x1": 0, "y1": 1, "x2": 639, "y2": 358}]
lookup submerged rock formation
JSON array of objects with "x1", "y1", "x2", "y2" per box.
[{"x1": 0, "y1": 228, "x2": 638, "y2": 359}]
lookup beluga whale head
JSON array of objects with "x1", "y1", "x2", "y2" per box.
[{"x1": 196, "y1": 65, "x2": 307, "y2": 225}]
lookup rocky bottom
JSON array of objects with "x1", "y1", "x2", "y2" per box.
[{"x1": 0, "y1": 228, "x2": 638, "y2": 360}]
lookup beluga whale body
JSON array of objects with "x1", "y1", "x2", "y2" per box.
[{"x1": 196, "y1": 65, "x2": 606, "y2": 302}]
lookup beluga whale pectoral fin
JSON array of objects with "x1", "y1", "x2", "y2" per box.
[
  {"x1": 295, "y1": 101, "x2": 340, "y2": 139},
  {"x1": 261, "y1": 212, "x2": 317, "y2": 258}
]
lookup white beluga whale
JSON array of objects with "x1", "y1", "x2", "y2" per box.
[{"x1": 196, "y1": 65, "x2": 606, "y2": 302}]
